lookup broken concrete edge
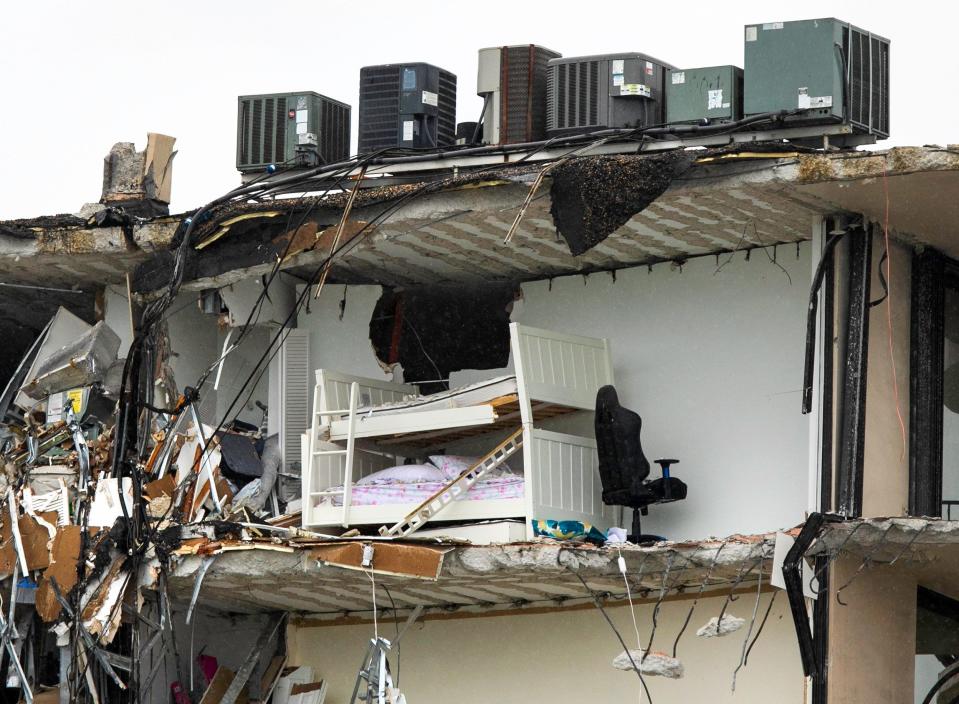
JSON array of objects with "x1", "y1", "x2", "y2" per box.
[
  {"x1": 167, "y1": 532, "x2": 775, "y2": 582},
  {"x1": 3, "y1": 145, "x2": 958, "y2": 261},
  {"x1": 144, "y1": 145, "x2": 959, "y2": 248},
  {"x1": 807, "y1": 516, "x2": 959, "y2": 562}
]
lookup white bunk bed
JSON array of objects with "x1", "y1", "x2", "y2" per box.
[{"x1": 302, "y1": 323, "x2": 620, "y2": 538}]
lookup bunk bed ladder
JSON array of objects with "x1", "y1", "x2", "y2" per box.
[
  {"x1": 380, "y1": 427, "x2": 524, "y2": 538},
  {"x1": 307, "y1": 381, "x2": 360, "y2": 527}
]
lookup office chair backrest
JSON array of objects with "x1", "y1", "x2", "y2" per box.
[{"x1": 595, "y1": 385, "x2": 651, "y2": 495}]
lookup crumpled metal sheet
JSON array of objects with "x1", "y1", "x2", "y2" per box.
[{"x1": 21, "y1": 320, "x2": 120, "y2": 399}]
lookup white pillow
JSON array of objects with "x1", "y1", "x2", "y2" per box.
[
  {"x1": 428, "y1": 455, "x2": 515, "y2": 480},
  {"x1": 356, "y1": 464, "x2": 445, "y2": 485}
]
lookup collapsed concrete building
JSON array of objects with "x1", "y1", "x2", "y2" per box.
[{"x1": 0, "y1": 131, "x2": 958, "y2": 704}]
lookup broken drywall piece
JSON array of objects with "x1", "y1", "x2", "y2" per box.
[
  {"x1": 612, "y1": 649, "x2": 684, "y2": 679},
  {"x1": 274, "y1": 666, "x2": 316, "y2": 704},
  {"x1": 696, "y1": 614, "x2": 746, "y2": 638},
  {"x1": 88, "y1": 478, "x2": 134, "y2": 527}
]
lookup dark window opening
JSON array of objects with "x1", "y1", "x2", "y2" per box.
[
  {"x1": 909, "y1": 250, "x2": 959, "y2": 518},
  {"x1": 916, "y1": 586, "x2": 959, "y2": 702},
  {"x1": 369, "y1": 286, "x2": 517, "y2": 394}
]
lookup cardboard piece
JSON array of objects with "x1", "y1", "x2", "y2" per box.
[
  {"x1": 260, "y1": 654, "x2": 288, "y2": 703},
  {"x1": 0, "y1": 511, "x2": 60, "y2": 577},
  {"x1": 144, "y1": 133, "x2": 177, "y2": 204},
  {"x1": 198, "y1": 667, "x2": 249, "y2": 704},
  {"x1": 290, "y1": 681, "x2": 327, "y2": 704},
  {"x1": 310, "y1": 542, "x2": 449, "y2": 580},
  {"x1": 36, "y1": 525, "x2": 84, "y2": 621},
  {"x1": 144, "y1": 474, "x2": 176, "y2": 499}
]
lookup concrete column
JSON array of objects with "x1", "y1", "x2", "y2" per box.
[{"x1": 826, "y1": 555, "x2": 916, "y2": 702}]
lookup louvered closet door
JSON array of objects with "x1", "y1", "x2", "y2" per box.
[{"x1": 278, "y1": 328, "x2": 311, "y2": 475}]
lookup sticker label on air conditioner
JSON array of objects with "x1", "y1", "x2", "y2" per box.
[
  {"x1": 46, "y1": 392, "x2": 64, "y2": 419},
  {"x1": 763, "y1": 22, "x2": 784, "y2": 30},
  {"x1": 403, "y1": 68, "x2": 416, "y2": 90},
  {"x1": 620, "y1": 83, "x2": 651, "y2": 97},
  {"x1": 295, "y1": 109, "x2": 308, "y2": 123},
  {"x1": 708, "y1": 89, "x2": 724, "y2": 110},
  {"x1": 745, "y1": 26, "x2": 758, "y2": 41},
  {"x1": 671, "y1": 71, "x2": 685, "y2": 84},
  {"x1": 403, "y1": 120, "x2": 414, "y2": 142},
  {"x1": 645, "y1": 61, "x2": 654, "y2": 76},
  {"x1": 422, "y1": 90, "x2": 438, "y2": 107},
  {"x1": 612, "y1": 59, "x2": 625, "y2": 86},
  {"x1": 296, "y1": 96, "x2": 308, "y2": 110},
  {"x1": 798, "y1": 88, "x2": 833, "y2": 109},
  {"x1": 296, "y1": 121, "x2": 308, "y2": 135}
]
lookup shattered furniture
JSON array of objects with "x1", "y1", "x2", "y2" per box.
[
  {"x1": 303, "y1": 323, "x2": 620, "y2": 538},
  {"x1": 594, "y1": 385, "x2": 687, "y2": 542}
]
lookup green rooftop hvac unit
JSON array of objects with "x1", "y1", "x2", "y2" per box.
[
  {"x1": 666, "y1": 65, "x2": 743, "y2": 124},
  {"x1": 236, "y1": 92, "x2": 351, "y2": 172},
  {"x1": 743, "y1": 18, "x2": 890, "y2": 138}
]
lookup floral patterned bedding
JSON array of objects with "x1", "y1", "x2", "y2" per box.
[{"x1": 326, "y1": 474, "x2": 525, "y2": 506}]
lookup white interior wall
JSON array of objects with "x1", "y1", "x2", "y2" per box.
[
  {"x1": 103, "y1": 288, "x2": 222, "y2": 420},
  {"x1": 214, "y1": 325, "x2": 272, "y2": 427},
  {"x1": 297, "y1": 284, "x2": 395, "y2": 382},
  {"x1": 164, "y1": 292, "x2": 221, "y2": 423},
  {"x1": 505, "y1": 247, "x2": 811, "y2": 540},
  {"x1": 103, "y1": 285, "x2": 134, "y2": 353},
  {"x1": 288, "y1": 591, "x2": 803, "y2": 704}
]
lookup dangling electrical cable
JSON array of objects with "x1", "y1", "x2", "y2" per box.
[{"x1": 616, "y1": 549, "x2": 644, "y2": 704}]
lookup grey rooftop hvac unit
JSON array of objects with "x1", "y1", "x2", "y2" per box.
[
  {"x1": 744, "y1": 18, "x2": 890, "y2": 138},
  {"x1": 477, "y1": 44, "x2": 561, "y2": 145},
  {"x1": 546, "y1": 53, "x2": 673, "y2": 137},
  {"x1": 236, "y1": 92, "x2": 351, "y2": 172},
  {"x1": 358, "y1": 63, "x2": 457, "y2": 154}
]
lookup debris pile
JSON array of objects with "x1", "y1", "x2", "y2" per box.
[{"x1": 0, "y1": 305, "x2": 304, "y2": 703}]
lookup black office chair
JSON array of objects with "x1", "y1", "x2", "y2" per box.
[{"x1": 595, "y1": 385, "x2": 687, "y2": 543}]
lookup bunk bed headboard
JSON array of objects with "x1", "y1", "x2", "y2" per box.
[
  {"x1": 314, "y1": 370, "x2": 416, "y2": 420},
  {"x1": 509, "y1": 323, "x2": 613, "y2": 422}
]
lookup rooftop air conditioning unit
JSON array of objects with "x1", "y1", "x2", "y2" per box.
[
  {"x1": 477, "y1": 44, "x2": 561, "y2": 145},
  {"x1": 358, "y1": 63, "x2": 457, "y2": 154},
  {"x1": 666, "y1": 65, "x2": 744, "y2": 124},
  {"x1": 743, "y1": 18, "x2": 890, "y2": 138},
  {"x1": 546, "y1": 53, "x2": 673, "y2": 137},
  {"x1": 236, "y1": 92, "x2": 351, "y2": 172}
]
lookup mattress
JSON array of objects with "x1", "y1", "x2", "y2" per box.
[
  {"x1": 352, "y1": 375, "x2": 517, "y2": 418},
  {"x1": 325, "y1": 474, "x2": 525, "y2": 507}
]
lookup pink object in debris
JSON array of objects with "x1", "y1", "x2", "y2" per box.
[
  {"x1": 197, "y1": 654, "x2": 219, "y2": 684},
  {"x1": 170, "y1": 681, "x2": 191, "y2": 704}
]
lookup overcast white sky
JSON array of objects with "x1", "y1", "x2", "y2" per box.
[{"x1": 0, "y1": 1, "x2": 952, "y2": 220}]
